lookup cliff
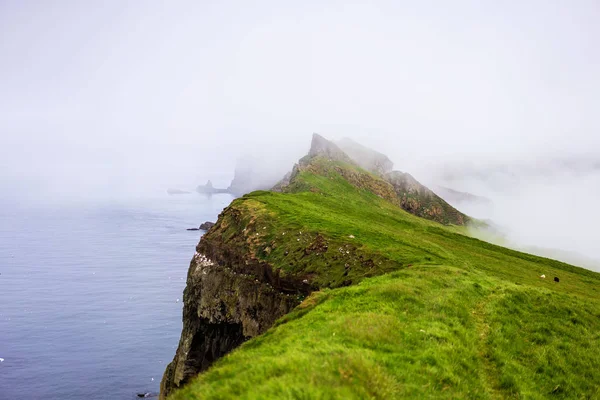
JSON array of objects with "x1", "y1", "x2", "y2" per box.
[
  {"x1": 162, "y1": 134, "x2": 473, "y2": 398},
  {"x1": 159, "y1": 203, "x2": 306, "y2": 398},
  {"x1": 385, "y1": 171, "x2": 470, "y2": 226},
  {"x1": 162, "y1": 134, "x2": 600, "y2": 399},
  {"x1": 161, "y1": 135, "x2": 412, "y2": 397}
]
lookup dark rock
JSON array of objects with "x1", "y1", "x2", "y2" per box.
[
  {"x1": 308, "y1": 133, "x2": 354, "y2": 163},
  {"x1": 159, "y1": 218, "x2": 306, "y2": 399},
  {"x1": 199, "y1": 221, "x2": 215, "y2": 231},
  {"x1": 271, "y1": 170, "x2": 294, "y2": 192},
  {"x1": 554, "y1": 277, "x2": 560, "y2": 282},
  {"x1": 385, "y1": 171, "x2": 469, "y2": 226},
  {"x1": 186, "y1": 228, "x2": 200, "y2": 231}
]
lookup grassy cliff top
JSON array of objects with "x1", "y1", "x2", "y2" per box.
[{"x1": 172, "y1": 154, "x2": 600, "y2": 399}]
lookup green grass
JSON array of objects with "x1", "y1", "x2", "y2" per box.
[{"x1": 171, "y1": 157, "x2": 600, "y2": 399}]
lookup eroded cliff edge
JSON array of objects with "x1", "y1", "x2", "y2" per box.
[
  {"x1": 160, "y1": 205, "x2": 309, "y2": 399},
  {"x1": 161, "y1": 134, "x2": 474, "y2": 398}
]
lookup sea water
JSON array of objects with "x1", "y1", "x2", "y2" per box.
[{"x1": 0, "y1": 193, "x2": 233, "y2": 399}]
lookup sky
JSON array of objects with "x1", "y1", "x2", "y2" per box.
[{"x1": 1, "y1": 1, "x2": 599, "y2": 263}]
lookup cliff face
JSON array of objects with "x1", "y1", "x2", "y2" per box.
[
  {"x1": 160, "y1": 137, "x2": 600, "y2": 400},
  {"x1": 159, "y1": 208, "x2": 304, "y2": 399},
  {"x1": 161, "y1": 134, "x2": 473, "y2": 398},
  {"x1": 385, "y1": 171, "x2": 469, "y2": 226}
]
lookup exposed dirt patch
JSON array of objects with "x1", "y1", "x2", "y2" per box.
[{"x1": 304, "y1": 234, "x2": 329, "y2": 255}]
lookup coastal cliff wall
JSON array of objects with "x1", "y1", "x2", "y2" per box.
[
  {"x1": 159, "y1": 207, "x2": 305, "y2": 399},
  {"x1": 161, "y1": 134, "x2": 473, "y2": 398}
]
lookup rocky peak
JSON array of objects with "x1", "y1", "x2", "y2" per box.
[
  {"x1": 307, "y1": 133, "x2": 353, "y2": 163},
  {"x1": 336, "y1": 137, "x2": 393, "y2": 176},
  {"x1": 286, "y1": 134, "x2": 470, "y2": 226}
]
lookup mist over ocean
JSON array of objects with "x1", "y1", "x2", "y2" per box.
[
  {"x1": 1, "y1": 1, "x2": 599, "y2": 398},
  {"x1": 0, "y1": 193, "x2": 233, "y2": 399}
]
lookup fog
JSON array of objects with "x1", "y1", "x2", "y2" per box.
[{"x1": 1, "y1": 1, "x2": 599, "y2": 266}]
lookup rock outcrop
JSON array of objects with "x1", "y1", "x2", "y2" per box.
[
  {"x1": 308, "y1": 133, "x2": 354, "y2": 162},
  {"x1": 196, "y1": 180, "x2": 229, "y2": 195},
  {"x1": 273, "y1": 134, "x2": 355, "y2": 192},
  {"x1": 199, "y1": 221, "x2": 215, "y2": 231},
  {"x1": 283, "y1": 134, "x2": 470, "y2": 226},
  {"x1": 385, "y1": 171, "x2": 469, "y2": 226},
  {"x1": 336, "y1": 137, "x2": 393, "y2": 176},
  {"x1": 160, "y1": 207, "x2": 307, "y2": 399}
]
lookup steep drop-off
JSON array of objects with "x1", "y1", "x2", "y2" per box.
[
  {"x1": 161, "y1": 134, "x2": 600, "y2": 399},
  {"x1": 161, "y1": 135, "x2": 421, "y2": 397},
  {"x1": 161, "y1": 134, "x2": 474, "y2": 398},
  {"x1": 159, "y1": 205, "x2": 308, "y2": 398}
]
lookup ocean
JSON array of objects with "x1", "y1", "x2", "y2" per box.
[{"x1": 0, "y1": 193, "x2": 234, "y2": 399}]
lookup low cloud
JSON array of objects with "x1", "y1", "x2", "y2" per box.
[{"x1": 1, "y1": 1, "x2": 598, "y2": 266}]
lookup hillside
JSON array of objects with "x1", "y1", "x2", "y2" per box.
[
  {"x1": 162, "y1": 135, "x2": 600, "y2": 399},
  {"x1": 282, "y1": 134, "x2": 470, "y2": 226}
]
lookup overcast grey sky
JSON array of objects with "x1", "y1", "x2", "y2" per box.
[
  {"x1": 1, "y1": 1, "x2": 599, "y2": 262},
  {"x1": 2, "y1": 1, "x2": 599, "y2": 191}
]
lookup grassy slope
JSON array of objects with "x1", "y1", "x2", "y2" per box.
[{"x1": 171, "y1": 161, "x2": 600, "y2": 399}]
